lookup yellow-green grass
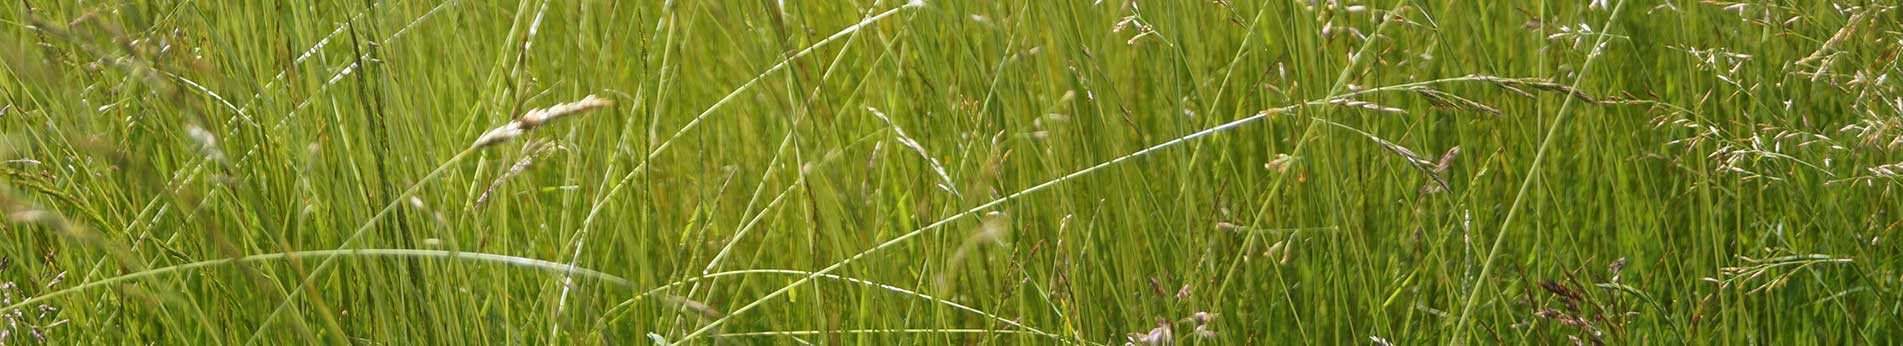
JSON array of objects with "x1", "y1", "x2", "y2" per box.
[{"x1": 2, "y1": 0, "x2": 1899, "y2": 344}]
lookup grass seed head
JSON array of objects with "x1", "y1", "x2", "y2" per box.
[{"x1": 473, "y1": 95, "x2": 613, "y2": 149}]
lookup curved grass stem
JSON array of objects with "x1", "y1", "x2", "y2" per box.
[
  {"x1": 3, "y1": 248, "x2": 634, "y2": 315},
  {"x1": 242, "y1": 147, "x2": 478, "y2": 342}
]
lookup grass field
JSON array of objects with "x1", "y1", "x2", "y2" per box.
[{"x1": 2, "y1": 0, "x2": 1901, "y2": 344}]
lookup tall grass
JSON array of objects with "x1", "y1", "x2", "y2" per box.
[{"x1": 3, "y1": 0, "x2": 1900, "y2": 344}]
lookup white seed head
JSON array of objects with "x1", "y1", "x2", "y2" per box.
[
  {"x1": 472, "y1": 122, "x2": 525, "y2": 149},
  {"x1": 518, "y1": 94, "x2": 614, "y2": 128},
  {"x1": 473, "y1": 95, "x2": 613, "y2": 149}
]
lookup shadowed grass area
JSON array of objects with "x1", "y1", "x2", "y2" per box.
[{"x1": 2, "y1": 0, "x2": 1900, "y2": 344}]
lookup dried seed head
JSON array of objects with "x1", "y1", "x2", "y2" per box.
[
  {"x1": 473, "y1": 95, "x2": 614, "y2": 149},
  {"x1": 475, "y1": 140, "x2": 561, "y2": 209},
  {"x1": 1433, "y1": 146, "x2": 1461, "y2": 173},
  {"x1": 1265, "y1": 154, "x2": 1298, "y2": 173},
  {"x1": 1608, "y1": 257, "x2": 1628, "y2": 282},
  {"x1": 1328, "y1": 98, "x2": 1406, "y2": 114},
  {"x1": 1371, "y1": 336, "x2": 1396, "y2": 346},
  {"x1": 518, "y1": 94, "x2": 613, "y2": 128},
  {"x1": 1188, "y1": 311, "x2": 1214, "y2": 324},
  {"x1": 1870, "y1": 162, "x2": 1903, "y2": 177},
  {"x1": 1126, "y1": 319, "x2": 1173, "y2": 345},
  {"x1": 471, "y1": 122, "x2": 525, "y2": 149}
]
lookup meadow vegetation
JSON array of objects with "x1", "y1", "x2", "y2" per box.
[{"x1": 2, "y1": 0, "x2": 1900, "y2": 344}]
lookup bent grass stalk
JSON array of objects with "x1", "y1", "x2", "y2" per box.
[
  {"x1": 246, "y1": 95, "x2": 611, "y2": 340},
  {"x1": 241, "y1": 146, "x2": 477, "y2": 341},
  {"x1": 2, "y1": 249, "x2": 635, "y2": 316}
]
